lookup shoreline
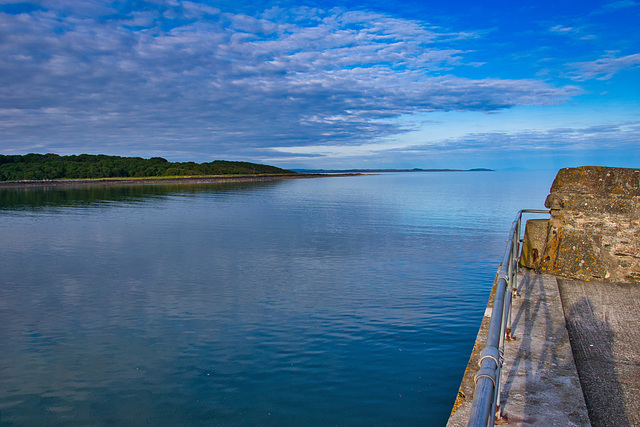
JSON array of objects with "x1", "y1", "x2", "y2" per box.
[{"x1": 0, "y1": 173, "x2": 360, "y2": 189}]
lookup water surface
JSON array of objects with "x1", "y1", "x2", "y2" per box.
[{"x1": 0, "y1": 171, "x2": 556, "y2": 426}]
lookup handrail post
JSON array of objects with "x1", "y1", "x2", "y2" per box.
[{"x1": 505, "y1": 216, "x2": 520, "y2": 341}]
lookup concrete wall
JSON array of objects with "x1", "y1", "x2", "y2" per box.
[{"x1": 521, "y1": 166, "x2": 640, "y2": 283}]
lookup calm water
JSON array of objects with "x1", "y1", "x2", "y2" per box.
[{"x1": 0, "y1": 171, "x2": 556, "y2": 426}]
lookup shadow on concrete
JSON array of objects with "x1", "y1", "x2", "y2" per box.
[
  {"x1": 499, "y1": 272, "x2": 543, "y2": 422},
  {"x1": 561, "y1": 293, "x2": 631, "y2": 427},
  {"x1": 498, "y1": 271, "x2": 590, "y2": 425}
]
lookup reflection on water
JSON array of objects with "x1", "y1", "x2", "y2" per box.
[
  {"x1": 0, "y1": 171, "x2": 556, "y2": 426},
  {"x1": 0, "y1": 180, "x2": 282, "y2": 211}
]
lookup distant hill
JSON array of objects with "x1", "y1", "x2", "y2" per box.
[
  {"x1": 292, "y1": 168, "x2": 494, "y2": 173},
  {"x1": 0, "y1": 153, "x2": 296, "y2": 181}
]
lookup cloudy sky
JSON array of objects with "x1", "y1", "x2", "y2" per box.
[{"x1": 1, "y1": 0, "x2": 639, "y2": 170}]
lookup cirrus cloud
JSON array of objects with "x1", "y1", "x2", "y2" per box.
[
  {"x1": 0, "y1": 2, "x2": 579, "y2": 159},
  {"x1": 567, "y1": 52, "x2": 640, "y2": 80}
]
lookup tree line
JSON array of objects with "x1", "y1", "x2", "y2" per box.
[{"x1": 0, "y1": 153, "x2": 295, "y2": 181}]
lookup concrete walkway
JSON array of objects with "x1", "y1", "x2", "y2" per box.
[
  {"x1": 447, "y1": 270, "x2": 590, "y2": 426},
  {"x1": 558, "y1": 278, "x2": 640, "y2": 427},
  {"x1": 448, "y1": 270, "x2": 640, "y2": 426},
  {"x1": 497, "y1": 271, "x2": 590, "y2": 425}
]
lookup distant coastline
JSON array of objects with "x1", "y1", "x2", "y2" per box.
[{"x1": 292, "y1": 168, "x2": 494, "y2": 173}]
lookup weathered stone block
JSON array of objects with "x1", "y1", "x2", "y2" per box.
[
  {"x1": 548, "y1": 166, "x2": 640, "y2": 198},
  {"x1": 539, "y1": 227, "x2": 608, "y2": 280},
  {"x1": 520, "y1": 218, "x2": 549, "y2": 270},
  {"x1": 528, "y1": 166, "x2": 640, "y2": 283}
]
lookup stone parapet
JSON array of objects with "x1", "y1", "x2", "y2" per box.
[{"x1": 521, "y1": 166, "x2": 640, "y2": 283}]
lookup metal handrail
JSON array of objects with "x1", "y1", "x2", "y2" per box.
[{"x1": 467, "y1": 209, "x2": 550, "y2": 427}]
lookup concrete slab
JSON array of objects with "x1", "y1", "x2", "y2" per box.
[
  {"x1": 498, "y1": 271, "x2": 590, "y2": 426},
  {"x1": 447, "y1": 270, "x2": 590, "y2": 426},
  {"x1": 557, "y1": 279, "x2": 640, "y2": 427}
]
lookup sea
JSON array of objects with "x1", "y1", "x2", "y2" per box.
[{"x1": 0, "y1": 170, "x2": 556, "y2": 426}]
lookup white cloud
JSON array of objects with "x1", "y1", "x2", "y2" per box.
[
  {"x1": 568, "y1": 53, "x2": 640, "y2": 80},
  {"x1": 266, "y1": 109, "x2": 640, "y2": 164},
  {"x1": 550, "y1": 25, "x2": 574, "y2": 33},
  {"x1": 601, "y1": 0, "x2": 639, "y2": 11},
  {"x1": 548, "y1": 23, "x2": 597, "y2": 41},
  {"x1": 262, "y1": 102, "x2": 640, "y2": 167},
  {"x1": 0, "y1": 2, "x2": 580, "y2": 159}
]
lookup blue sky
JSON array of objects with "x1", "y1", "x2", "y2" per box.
[{"x1": 0, "y1": 0, "x2": 638, "y2": 170}]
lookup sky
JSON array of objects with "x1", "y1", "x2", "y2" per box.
[{"x1": 0, "y1": 0, "x2": 639, "y2": 170}]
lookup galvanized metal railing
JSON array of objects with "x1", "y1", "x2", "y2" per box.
[{"x1": 467, "y1": 209, "x2": 550, "y2": 427}]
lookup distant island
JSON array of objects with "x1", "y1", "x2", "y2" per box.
[
  {"x1": 292, "y1": 168, "x2": 494, "y2": 173},
  {"x1": 0, "y1": 153, "x2": 296, "y2": 181}
]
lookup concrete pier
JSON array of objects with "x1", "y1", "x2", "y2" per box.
[
  {"x1": 447, "y1": 270, "x2": 591, "y2": 426},
  {"x1": 448, "y1": 269, "x2": 640, "y2": 426},
  {"x1": 448, "y1": 166, "x2": 640, "y2": 426}
]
